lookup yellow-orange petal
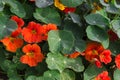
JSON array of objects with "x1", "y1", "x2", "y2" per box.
[{"x1": 54, "y1": 0, "x2": 66, "y2": 10}]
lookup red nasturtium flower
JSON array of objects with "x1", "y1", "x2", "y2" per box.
[
  {"x1": 42, "y1": 23, "x2": 58, "y2": 40},
  {"x1": 20, "y1": 44, "x2": 44, "y2": 67},
  {"x1": 94, "y1": 71, "x2": 111, "y2": 80},
  {"x1": 99, "y1": 50, "x2": 112, "y2": 64},
  {"x1": 115, "y1": 54, "x2": 120, "y2": 69},
  {"x1": 22, "y1": 21, "x2": 44, "y2": 43},
  {"x1": 11, "y1": 15, "x2": 24, "y2": 27},
  {"x1": 63, "y1": 7, "x2": 76, "y2": 14},
  {"x1": 1, "y1": 37, "x2": 23, "y2": 52},
  {"x1": 10, "y1": 16, "x2": 24, "y2": 37},
  {"x1": 84, "y1": 42, "x2": 112, "y2": 68}
]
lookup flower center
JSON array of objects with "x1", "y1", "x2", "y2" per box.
[
  {"x1": 9, "y1": 37, "x2": 15, "y2": 42},
  {"x1": 32, "y1": 30, "x2": 36, "y2": 34},
  {"x1": 26, "y1": 52, "x2": 34, "y2": 57},
  {"x1": 92, "y1": 50, "x2": 98, "y2": 55}
]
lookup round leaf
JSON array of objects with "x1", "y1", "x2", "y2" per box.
[
  {"x1": 4, "y1": 0, "x2": 26, "y2": 18},
  {"x1": 48, "y1": 30, "x2": 75, "y2": 53},
  {"x1": 46, "y1": 52, "x2": 67, "y2": 73},
  {"x1": 34, "y1": 7, "x2": 61, "y2": 26},
  {"x1": 66, "y1": 57, "x2": 84, "y2": 72},
  {"x1": 60, "y1": 69, "x2": 75, "y2": 80},
  {"x1": 85, "y1": 13, "x2": 109, "y2": 28},
  {"x1": 84, "y1": 64, "x2": 106, "y2": 80},
  {"x1": 60, "y1": 0, "x2": 84, "y2": 7},
  {"x1": 86, "y1": 26, "x2": 109, "y2": 48}
]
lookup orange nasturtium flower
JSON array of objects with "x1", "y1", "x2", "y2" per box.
[
  {"x1": 94, "y1": 71, "x2": 111, "y2": 80},
  {"x1": 84, "y1": 42, "x2": 112, "y2": 68},
  {"x1": 20, "y1": 44, "x2": 44, "y2": 67},
  {"x1": 1, "y1": 37, "x2": 23, "y2": 53},
  {"x1": 22, "y1": 21, "x2": 44, "y2": 43},
  {"x1": 69, "y1": 52, "x2": 81, "y2": 58},
  {"x1": 10, "y1": 16, "x2": 24, "y2": 37},
  {"x1": 42, "y1": 23, "x2": 58, "y2": 40}
]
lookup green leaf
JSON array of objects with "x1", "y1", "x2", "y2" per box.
[
  {"x1": 37, "y1": 77, "x2": 53, "y2": 80},
  {"x1": 66, "y1": 57, "x2": 84, "y2": 72},
  {"x1": 111, "y1": 20, "x2": 120, "y2": 38},
  {"x1": 8, "y1": 69, "x2": 22, "y2": 80},
  {"x1": 86, "y1": 26, "x2": 109, "y2": 48},
  {"x1": 48, "y1": 30, "x2": 75, "y2": 53},
  {"x1": 63, "y1": 20, "x2": 85, "y2": 40},
  {"x1": 106, "y1": 4, "x2": 120, "y2": 15},
  {"x1": 0, "y1": 19, "x2": 18, "y2": 39},
  {"x1": 60, "y1": 0, "x2": 84, "y2": 7},
  {"x1": 26, "y1": 76, "x2": 37, "y2": 80},
  {"x1": 35, "y1": 0, "x2": 53, "y2": 8},
  {"x1": 4, "y1": 0, "x2": 26, "y2": 18},
  {"x1": 60, "y1": 69, "x2": 75, "y2": 80},
  {"x1": 68, "y1": 13, "x2": 82, "y2": 26},
  {"x1": 85, "y1": 13, "x2": 109, "y2": 28},
  {"x1": 46, "y1": 52, "x2": 67, "y2": 73},
  {"x1": 114, "y1": 0, "x2": 120, "y2": 8},
  {"x1": 0, "y1": 0, "x2": 5, "y2": 11},
  {"x1": 46, "y1": 52, "x2": 84, "y2": 73},
  {"x1": 100, "y1": 0, "x2": 109, "y2": 6},
  {"x1": 84, "y1": 64, "x2": 106, "y2": 80},
  {"x1": 109, "y1": 41, "x2": 120, "y2": 56},
  {"x1": 0, "y1": 60, "x2": 12, "y2": 71},
  {"x1": 34, "y1": 7, "x2": 61, "y2": 26},
  {"x1": 75, "y1": 40, "x2": 86, "y2": 52},
  {"x1": 114, "y1": 69, "x2": 120, "y2": 80},
  {"x1": 44, "y1": 70, "x2": 60, "y2": 80},
  {"x1": 111, "y1": 20, "x2": 120, "y2": 31}
]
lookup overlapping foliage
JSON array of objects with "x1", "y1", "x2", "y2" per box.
[{"x1": 0, "y1": 0, "x2": 120, "y2": 80}]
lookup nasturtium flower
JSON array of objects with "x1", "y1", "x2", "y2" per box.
[
  {"x1": 84, "y1": 42, "x2": 112, "y2": 68},
  {"x1": 67, "y1": 52, "x2": 81, "y2": 58},
  {"x1": 95, "y1": 59, "x2": 102, "y2": 68},
  {"x1": 42, "y1": 23, "x2": 58, "y2": 40},
  {"x1": 20, "y1": 44, "x2": 44, "y2": 67},
  {"x1": 94, "y1": 71, "x2": 111, "y2": 80},
  {"x1": 115, "y1": 54, "x2": 120, "y2": 69},
  {"x1": 1, "y1": 37, "x2": 23, "y2": 53},
  {"x1": 84, "y1": 42, "x2": 104, "y2": 62},
  {"x1": 11, "y1": 15, "x2": 24, "y2": 27},
  {"x1": 22, "y1": 21, "x2": 44, "y2": 43},
  {"x1": 54, "y1": 0, "x2": 66, "y2": 10},
  {"x1": 69, "y1": 52, "x2": 81, "y2": 58},
  {"x1": 11, "y1": 16, "x2": 24, "y2": 37},
  {"x1": 99, "y1": 50, "x2": 112, "y2": 64},
  {"x1": 63, "y1": 7, "x2": 76, "y2": 14}
]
